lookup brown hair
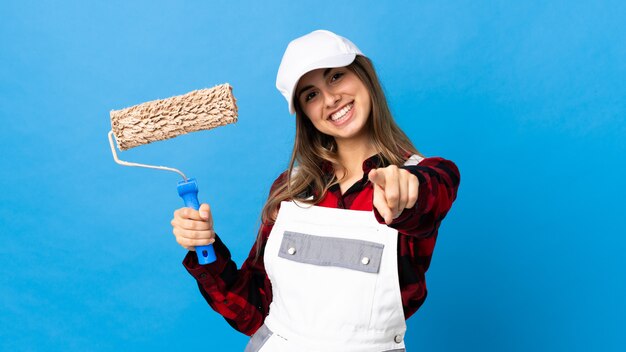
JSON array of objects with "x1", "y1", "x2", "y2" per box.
[{"x1": 255, "y1": 55, "x2": 421, "y2": 259}]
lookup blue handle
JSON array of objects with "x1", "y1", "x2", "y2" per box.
[{"x1": 177, "y1": 178, "x2": 216, "y2": 265}]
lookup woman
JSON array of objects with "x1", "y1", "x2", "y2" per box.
[{"x1": 171, "y1": 30, "x2": 460, "y2": 351}]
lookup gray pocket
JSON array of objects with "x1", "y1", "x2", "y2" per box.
[
  {"x1": 244, "y1": 324, "x2": 273, "y2": 352},
  {"x1": 278, "y1": 231, "x2": 384, "y2": 273}
]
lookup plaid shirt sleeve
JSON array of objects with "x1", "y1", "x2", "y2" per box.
[
  {"x1": 374, "y1": 157, "x2": 460, "y2": 238},
  {"x1": 373, "y1": 157, "x2": 460, "y2": 317},
  {"x1": 182, "y1": 174, "x2": 287, "y2": 336}
]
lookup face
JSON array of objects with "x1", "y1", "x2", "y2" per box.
[{"x1": 295, "y1": 66, "x2": 372, "y2": 142}]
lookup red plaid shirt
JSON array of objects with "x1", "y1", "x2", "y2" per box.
[{"x1": 183, "y1": 155, "x2": 460, "y2": 336}]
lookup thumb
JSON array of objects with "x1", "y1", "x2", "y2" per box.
[
  {"x1": 368, "y1": 169, "x2": 386, "y2": 188},
  {"x1": 199, "y1": 203, "x2": 211, "y2": 221}
]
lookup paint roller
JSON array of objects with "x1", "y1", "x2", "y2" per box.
[{"x1": 107, "y1": 83, "x2": 238, "y2": 264}]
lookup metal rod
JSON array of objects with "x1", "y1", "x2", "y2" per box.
[{"x1": 108, "y1": 130, "x2": 188, "y2": 181}]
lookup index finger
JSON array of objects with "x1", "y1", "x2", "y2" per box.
[{"x1": 368, "y1": 169, "x2": 386, "y2": 188}]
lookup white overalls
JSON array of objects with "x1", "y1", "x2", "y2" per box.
[
  {"x1": 245, "y1": 155, "x2": 423, "y2": 352},
  {"x1": 245, "y1": 201, "x2": 407, "y2": 352}
]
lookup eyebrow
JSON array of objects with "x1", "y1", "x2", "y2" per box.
[{"x1": 296, "y1": 68, "x2": 333, "y2": 100}]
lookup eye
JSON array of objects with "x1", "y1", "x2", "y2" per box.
[
  {"x1": 330, "y1": 71, "x2": 344, "y2": 82},
  {"x1": 304, "y1": 91, "x2": 318, "y2": 102}
]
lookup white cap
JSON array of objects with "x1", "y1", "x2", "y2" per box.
[{"x1": 276, "y1": 30, "x2": 364, "y2": 114}]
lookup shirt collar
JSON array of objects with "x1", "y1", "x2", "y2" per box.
[
  {"x1": 361, "y1": 154, "x2": 388, "y2": 174},
  {"x1": 321, "y1": 154, "x2": 390, "y2": 177}
]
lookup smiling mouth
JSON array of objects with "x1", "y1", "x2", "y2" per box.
[{"x1": 329, "y1": 103, "x2": 354, "y2": 122}]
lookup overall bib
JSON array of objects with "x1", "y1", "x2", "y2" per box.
[{"x1": 245, "y1": 201, "x2": 407, "y2": 352}]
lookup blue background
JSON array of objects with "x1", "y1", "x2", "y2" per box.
[{"x1": 1, "y1": 1, "x2": 625, "y2": 351}]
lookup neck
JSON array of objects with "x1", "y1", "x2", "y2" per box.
[{"x1": 334, "y1": 134, "x2": 377, "y2": 180}]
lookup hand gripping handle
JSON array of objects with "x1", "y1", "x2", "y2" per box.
[{"x1": 176, "y1": 178, "x2": 216, "y2": 264}]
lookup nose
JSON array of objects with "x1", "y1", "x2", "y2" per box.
[{"x1": 323, "y1": 90, "x2": 341, "y2": 108}]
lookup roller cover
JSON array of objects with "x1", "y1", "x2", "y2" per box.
[{"x1": 110, "y1": 84, "x2": 238, "y2": 151}]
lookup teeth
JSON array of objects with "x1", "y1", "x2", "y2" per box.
[{"x1": 330, "y1": 104, "x2": 353, "y2": 121}]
